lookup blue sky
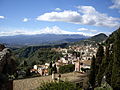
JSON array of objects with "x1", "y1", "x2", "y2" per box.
[{"x1": 0, "y1": 0, "x2": 120, "y2": 36}]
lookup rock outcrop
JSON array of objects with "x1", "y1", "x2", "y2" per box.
[
  {"x1": 0, "y1": 44, "x2": 16, "y2": 90},
  {"x1": 0, "y1": 44, "x2": 12, "y2": 73}
]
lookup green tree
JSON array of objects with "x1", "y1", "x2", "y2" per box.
[
  {"x1": 89, "y1": 55, "x2": 96, "y2": 89},
  {"x1": 111, "y1": 30, "x2": 120, "y2": 89},
  {"x1": 48, "y1": 62, "x2": 53, "y2": 75},
  {"x1": 105, "y1": 53, "x2": 113, "y2": 85},
  {"x1": 49, "y1": 62, "x2": 52, "y2": 68},
  {"x1": 97, "y1": 46, "x2": 110, "y2": 86},
  {"x1": 105, "y1": 45, "x2": 113, "y2": 85},
  {"x1": 95, "y1": 44, "x2": 104, "y2": 83},
  {"x1": 53, "y1": 64, "x2": 57, "y2": 73},
  {"x1": 59, "y1": 64, "x2": 75, "y2": 74}
]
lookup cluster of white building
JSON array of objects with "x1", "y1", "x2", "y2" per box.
[{"x1": 30, "y1": 45, "x2": 98, "y2": 75}]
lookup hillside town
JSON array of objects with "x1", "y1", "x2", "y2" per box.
[{"x1": 30, "y1": 45, "x2": 98, "y2": 76}]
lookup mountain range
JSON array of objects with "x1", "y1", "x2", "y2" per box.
[
  {"x1": 12, "y1": 33, "x2": 108, "y2": 59},
  {"x1": 0, "y1": 25, "x2": 108, "y2": 48},
  {"x1": 0, "y1": 34, "x2": 88, "y2": 47}
]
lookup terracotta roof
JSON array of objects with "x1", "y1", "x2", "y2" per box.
[{"x1": 30, "y1": 69, "x2": 37, "y2": 72}]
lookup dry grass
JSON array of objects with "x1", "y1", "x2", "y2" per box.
[{"x1": 13, "y1": 72, "x2": 86, "y2": 90}]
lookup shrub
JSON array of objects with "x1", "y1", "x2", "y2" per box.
[
  {"x1": 38, "y1": 81, "x2": 81, "y2": 90},
  {"x1": 59, "y1": 64, "x2": 75, "y2": 74}
]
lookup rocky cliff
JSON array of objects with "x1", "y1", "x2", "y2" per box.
[
  {"x1": 0, "y1": 44, "x2": 16, "y2": 90},
  {"x1": 0, "y1": 44, "x2": 12, "y2": 73}
]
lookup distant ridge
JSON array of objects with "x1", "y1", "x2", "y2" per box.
[
  {"x1": 88, "y1": 33, "x2": 108, "y2": 42},
  {"x1": 0, "y1": 34, "x2": 87, "y2": 47},
  {"x1": 74, "y1": 33, "x2": 108, "y2": 46}
]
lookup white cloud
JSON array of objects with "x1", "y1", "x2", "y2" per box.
[
  {"x1": 0, "y1": 26, "x2": 103, "y2": 36},
  {"x1": 109, "y1": 0, "x2": 120, "y2": 12},
  {"x1": 55, "y1": 8, "x2": 61, "y2": 11},
  {"x1": 39, "y1": 26, "x2": 99, "y2": 36},
  {"x1": 0, "y1": 26, "x2": 72, "y2": 36},
  {"x1": 36, "y1": 10, "x2": 81, "y2": 23},
  {"x1": 77, "y1": 27, "x2": 99, "y2": 36},
  {"x1": 90, "y1": 30, "x2": 98, "y2": 32},
  {"x1": 22, "y1": 18, "x2": 29, "y2": 22},
  {"x1": 36, "y1": 6, "x2": 120, "y2": 27},
  {"x1": 77, "y1": 28, "x2": 89, "y2": 31},
  {"x1": 0, "y1": 16, "x2": 5, "y2": 19},
  {"x1": 77, "y1": 28, "x2": 97, "y2": 32},
  {"x1": 40, "y1": 26, "x2": 71, "y2": 34}
]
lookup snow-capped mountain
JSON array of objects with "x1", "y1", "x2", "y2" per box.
[
  {"x1": 40, "y1": 26, "x2": 71, "y2": 34},
  {"x1": 0, "y1": 26, "x2": 90, "y2": 47},
  {"x1": 0, "y1": 26, "x2": 94, "y2": 36}
]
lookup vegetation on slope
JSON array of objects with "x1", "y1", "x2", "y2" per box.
[
  {"x1": 74, "y1": 33, "x2": 108, "y2": 46},
  {"x1": 111, "y1": 28, "x2": 120, "y2": 89},
  {"x1": 38, "y1": 81, "x2": 81, "y2": 90},
  {"x1": 13, "y1": 46, "x2": 63, "y2": 78},
  {"x1": 88, "y1": 33, "x2": 108, "y2": 43},
  {"x1": 89, "y1": 28, "x2": 120, "y2": 89},
  {"x1": 26, "y1": 48, "x2": 63, "y2": 65}
]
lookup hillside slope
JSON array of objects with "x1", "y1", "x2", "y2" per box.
[
  {"x1": 73, "y1": 33, "x2": 108, "y2": 46},
  {"x1": 89, "y1": 28, "x2": 120, "y2": 89}
]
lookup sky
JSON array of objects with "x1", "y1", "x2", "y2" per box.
[{"x1": 0, "y1": 0, "x2": 120, "y2": 36}]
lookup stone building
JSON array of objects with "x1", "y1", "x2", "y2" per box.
[
  {"x1": 75, "y1": 60, "x2": 91, "y2": 72},
  {"x1": 75, "y1": 60, "x2": 81, "y2": 72}
]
